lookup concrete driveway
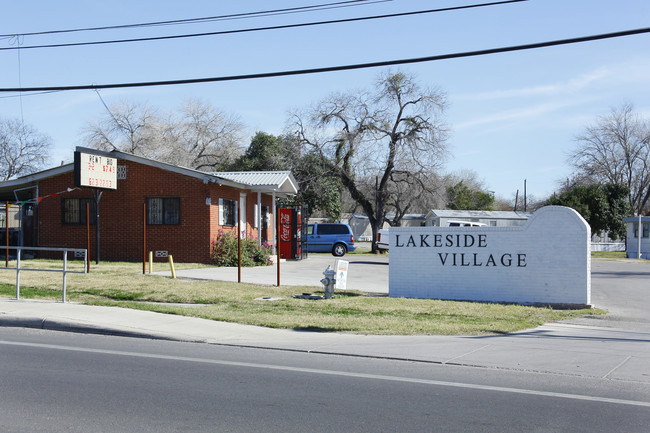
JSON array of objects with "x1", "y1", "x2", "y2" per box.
[{"x1": 170, "y1": 253, "x2": 390, "y2": 294}]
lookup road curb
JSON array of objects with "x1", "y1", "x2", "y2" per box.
[{"x1": 0, "y1": 316, "x2": 180, "y2": 341}]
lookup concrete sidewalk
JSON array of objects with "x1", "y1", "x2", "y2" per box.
[{"x1": 1, "y1": 298, "x2": 649, "y2": 384}]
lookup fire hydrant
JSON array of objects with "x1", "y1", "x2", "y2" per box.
[{"x1": 320, "y1": 265, "x2": 337, "y2": 299}]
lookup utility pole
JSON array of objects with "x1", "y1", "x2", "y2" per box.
[{"x1": 524, "y1": 179, "x2": 527, "y2": 212}]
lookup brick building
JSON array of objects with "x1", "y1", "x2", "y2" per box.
[{"x1": 0, "y1": 150, "x2": 297, "y2": 263}]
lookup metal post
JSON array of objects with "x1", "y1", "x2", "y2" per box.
[
  {"x1": 62, "y1": 250, "x2": 67, "y2": 303},
  {"x1": 86, "y1": 203, "x2": 90, "y2": 273},
  {"x1": 257, "y1": 192, "x2": 262, "y2": 247},
  {"x1": 15, "y1": 248, "x2": 21, "y2": 300},
  {"x1": 143, "y1": 202, "x2": 147, "y2": 275},
  {"x1": 94, "y1": 190, "x2": 102, "y2": 265},
  {"x1": 238, "y1": 215, "x2": 242, "y2": 283},
  {"x1": 276, "y1": 207, "x2": 280, "y2": 287},
  {"x1": 638, "y1": 214, "x2": 642, "y2": 259},
  {"x1": 5, "y1": 202, "x2": 8, "y2": 268}
]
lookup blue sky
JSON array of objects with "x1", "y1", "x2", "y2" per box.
[{"x1": 1, "y1": 0, "x2": 649, "y2": 202}]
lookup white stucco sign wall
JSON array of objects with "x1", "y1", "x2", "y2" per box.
[{"x1": 389, "y1": 206, "x2": 591, "y2": 305}]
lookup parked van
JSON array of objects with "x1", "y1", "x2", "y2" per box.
[{"x1": 306, "y1": 223, "x2": 356, "y2": 256}]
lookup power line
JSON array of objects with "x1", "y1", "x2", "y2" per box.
[
  {"x1": 0, "y1": 0, "x2": 528, "y2": 51},
  {"x1": 1, "y1": 26, "x2": 647, "y2": 93},
  {"x1": 0, "y1": 90, "x2": 60, "y2": 99},
  {"x1": 0, "y1": 0, "x2": 387, "y2": 38}
]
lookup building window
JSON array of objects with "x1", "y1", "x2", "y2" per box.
[
  {"x1": 62, "y1": 198, "x2": 96, "y2": 225},
  {"x1": 219, "y1": 198, "x2": 237, "y2": 226},
  {"x1": 147, "y1": 197, "x2": 180, "y2": 225},
  {"x1": 633, "y1": 222, "x2": 650, "y2": 238},
  {"x1": 490, "y1": 220, "x2": 497, "y2": 227},
  {"x1": 261, "y1": 205, "x2": 270, "y2": 229}
]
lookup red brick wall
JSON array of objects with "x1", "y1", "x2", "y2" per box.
[
  {"x1": 36, "y1": 160, "x2": 278, "y2": 264},
  {"x1": 207, "y1": 187, "x2": 276, "y2": 243}
]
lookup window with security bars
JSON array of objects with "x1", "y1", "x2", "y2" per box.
[
  {"x1": 146, "y1": 197, "x2": 180, "y2": 225},
  {"x1": 62, "y1": 198, "x2": 96, "y2": 225},
  {"x1": 219, "y1": 198, "x2": 237, "y2": 226}
]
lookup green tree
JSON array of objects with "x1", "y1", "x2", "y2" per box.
[
  {"x1": 546, "y1": 183, "x2": 631, "y2": 239},
  {"x1": 232, "y1": 132, "x2": 301, "y2": 171},
  {"x1": 286, "y1": 152, "x2": 343, "y2": 220},
  {"x1": 446, "y1": 181, "x2": 494, "y2": 210},
  {"x1": 232, "y1": 132, "x2": 342, "y2": 220}
]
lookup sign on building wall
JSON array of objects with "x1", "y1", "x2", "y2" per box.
[
  {"x1": 74, "y1": 148, "x2": 117, "y2": 190},
  {"x1": 389, "y1": 206, "x2": 591, "y2": 305}
]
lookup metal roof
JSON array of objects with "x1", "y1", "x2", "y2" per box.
[
  {"x1": 349, "y1": 213, "x2": 425, "y2": 220},
  {"x1": 623, "y1": 216, "x2": 650, "y2": 222},
  {"x1": 426, "y1": 209, "x2": 533, "y2": 219},
  {"x1": 211, "y1": 171, "x2": 298, "y2": 195}
]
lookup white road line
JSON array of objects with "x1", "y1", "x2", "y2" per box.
[
  {"x1": 603, "y1": 355, "x2": 633, "y2": 379},
  {"x1": 2, "y1": 339, "x2": 649, "y2": 408},
  {"x1": 442, "y1": 344, "x2": 491, "y2": 364}
]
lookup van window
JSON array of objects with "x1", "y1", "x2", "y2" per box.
[{"x1": 318, "y1": 224, "x2": 349, "y2": 235}]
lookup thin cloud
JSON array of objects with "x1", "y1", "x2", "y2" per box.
[
  {"x1": 457, "y1": 58, "x2": 650, "y2": 103},
  {"x1": 455, "y1": 99, "x2": 587, "y2": 130},
  {"x1": 457, "y1": 69, "x2": 611, "y2": 101}
]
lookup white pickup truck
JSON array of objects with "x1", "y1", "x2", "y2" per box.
[
  {"x1": 377, "y1": 221, "x2": 487, "y2": 251},
  {"x1": 376, "y1": 229, "x2": 389, "y2": 251}
]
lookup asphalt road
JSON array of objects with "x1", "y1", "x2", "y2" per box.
[
  {"x1": 590, "y1": 260, "x2": 650, "y2": 320},
  {"x1": 571, "y1": 260, "x2": 650, "y2": 331},
  {"x1": 1, "y1": 327, "x2": 649, "y2": 433}
]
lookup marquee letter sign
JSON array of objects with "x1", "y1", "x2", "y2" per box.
[
  {"x1": 74, "y1": 148, "x2": 117, "y2": 190},
  {"x1": 388, "y1": 206, "x2": 591, "y2": 305}
]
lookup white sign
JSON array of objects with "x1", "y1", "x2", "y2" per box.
[
  {"x1": 389, "y1": 206, "x2": 591, "y2": 305},
  {"x1": 335, "y1": 259, "x2": 349, "y2": 290},
  {"x1": 74, "y1": 150, "x2": 117, "y2": 190}
]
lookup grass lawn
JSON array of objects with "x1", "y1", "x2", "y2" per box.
[
  {"x1": 591, "y1": 251, "x2": 627, "y2": 259},
  {"x1": 0, "y1": 258, "x2": 603, "y2": 336}
]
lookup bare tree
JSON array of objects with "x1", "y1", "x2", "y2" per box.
[
  {"x1": 569, "y1": 103, "x2": 650, "y2": 214},
  {"x1": 83, "y1": 99, "x2": 244, "y2": 171},
  {"x1": 0, "y1": 118, "x2": 52, "y2": 180},
  {"x1": 171, "y1": 99, "x2": 245, "y2": 171},
  {"x1": 83, "y1": 100, "x2": 160, "y2": 158},
  {"x1": 291, "y1": 71, "x2": 449, "y2": 252}
]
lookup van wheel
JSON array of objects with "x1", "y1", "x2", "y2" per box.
[{"x1": 332, "y1": 243, "x2": 347, "y2": 257}]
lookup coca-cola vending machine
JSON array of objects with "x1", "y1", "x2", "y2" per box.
[{"x1": 278, "y1": 206, "x2": 305, "y2": 260}]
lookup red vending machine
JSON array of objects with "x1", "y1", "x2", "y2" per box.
[{"x1": 278, "y1": 207, "x2": 303, "y2": 260}]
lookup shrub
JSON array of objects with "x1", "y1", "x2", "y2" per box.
[{"x1": 211, "y1": 230, "x2": 273, "y2": 267}]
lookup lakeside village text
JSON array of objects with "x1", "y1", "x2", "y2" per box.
[{"x1": 393, "y1": 233, "x2": 527, "y2": 268}]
